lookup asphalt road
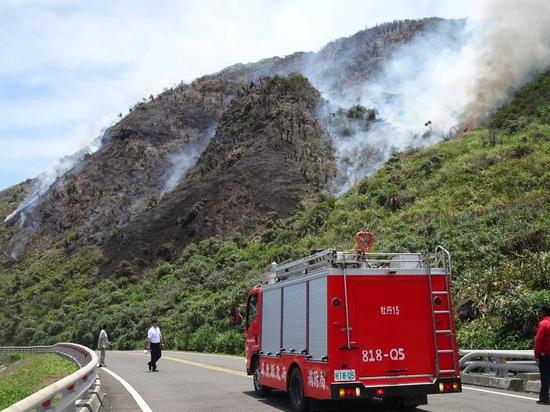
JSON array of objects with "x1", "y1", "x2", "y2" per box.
[{"x1": 99, "y1": 350, "x2": 542, "y2": 412}]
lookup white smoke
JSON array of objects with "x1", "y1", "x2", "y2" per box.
[
  {"x1": 462, "y1": 0, "x2": 550, "y2": 123},
  {"x1": 161, "y1": 146, "x2": 203, "y2": 195},
  {"x1": 316, "y1": 0, "x2": 550, "y2": 193},
  {"x1": 3, "y1": 129, "x2": 109, "y2": 224},
  {"x1": 161, "y1": 124, "x2": 217, "y2": 195}
]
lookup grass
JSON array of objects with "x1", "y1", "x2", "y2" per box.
[{"x1": 0, "y1": 353, "x2": 77, "y2": 409}]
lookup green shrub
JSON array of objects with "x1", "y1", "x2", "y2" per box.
[
  {"x1": 346, "y1": 105, "x2": 367, "y2": 119},
  {"x1": 457, "y1": 317, "x2": 499, "y2": 349},
  {"x1": 213, "y1": 330, "x2": 244, "y2": 354},
  {"x1": 152, "y1": 263, "x2": 175, "y2": 279},
  {"x1": 6, "y1": 353, "x2": 22, "y2": 363},
  {"x1": 188, "y1": 325, "x2": 218, "y2": 352},
  {"x1": 499, "y1": 290, "x2": 550, "y2": 347}
]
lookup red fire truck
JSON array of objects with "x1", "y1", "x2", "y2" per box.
[{"x1": 244, "y1": 237, "x2": 461, "y2": 411}]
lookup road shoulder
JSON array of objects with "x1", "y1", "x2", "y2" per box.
[{"x1": 99, "y1": 368, "x2": 144, "y2": 411}]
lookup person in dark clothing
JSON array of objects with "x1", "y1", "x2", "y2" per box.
[
  {"x1": 147, "y1": 320, "x2": 164, "y2": 372},
  {"x1": 535, "y1": 305, "x2": 550, "y2": 405}
]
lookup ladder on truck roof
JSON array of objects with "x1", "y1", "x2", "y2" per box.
[
  {"x1": 262, "y1": 249, "x2": 426, "y2": 285},
  {"x1": 263, "y1": 249, "x2": 336, "y2": 285},
  {"x1": 428, "y1": 246, "x2": 458, "y2": 376}
]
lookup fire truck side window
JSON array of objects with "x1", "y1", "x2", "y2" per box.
[{"x1": 246, "y1": 294, "x2": 258, "y2": 328}]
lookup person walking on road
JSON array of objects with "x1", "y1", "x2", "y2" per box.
[
  {"x1": 97, "y1": 324, "x2": 111, "y2": 367},
  {"x1": 535, "y1": 305, "x2": 550, "y2": 405},
  {"x1": 147, "y1": 319, "x2": 164, "y2": 372}
]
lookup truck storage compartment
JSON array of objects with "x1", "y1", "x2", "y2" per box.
[
  {"x1": 261, "y1": 275, "x2": 328, "y2": 360},
  {"x1": 352, "y1": 274, "x2": 435, "y2": 379}
]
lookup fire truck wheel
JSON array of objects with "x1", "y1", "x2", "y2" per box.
[
  {"x1": 253, "y1": 359, "x2": 271, "y2": 397},
  {"x1": 289, "y1": 368, "x2": 309, "y2": 412}
]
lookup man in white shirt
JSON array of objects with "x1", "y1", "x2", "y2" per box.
[
  {"x1": 147, "y1": 320, "x2": 164, "y2": 372},
  {"x1": 97, "y1": 325, "x2": 110, "y2": 367}
]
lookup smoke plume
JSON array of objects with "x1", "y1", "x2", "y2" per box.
[
  {"x1": 162, "y1": 146, "x2": 203, "y2": 195},
  {"x1": 461, "y1": 0, "x2": 550, "y2": 124},
  {"x1": 4, "y1": 129, "x2": 108, "y2": 225},
  {"x1": 313, "y1": 0, "x2": 550, "y2": 193}
]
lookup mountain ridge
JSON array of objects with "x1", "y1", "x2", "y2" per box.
[{"x1": 0, "y1": 17, "x2": 445, "y2": 269}]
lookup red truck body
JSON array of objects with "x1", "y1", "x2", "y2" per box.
[{"x1": 245, "y1": 246, "x2": 461, "y2": 410}]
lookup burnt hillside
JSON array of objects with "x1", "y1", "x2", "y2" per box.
[
  {"x1": 0, "y1": 18, "x2": 446, "y2": 270},
  {"x1": 105, "y1": 75, "x2": 335, "y2": 269}
]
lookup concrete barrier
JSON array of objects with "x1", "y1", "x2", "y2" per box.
[
  {"x1": 76, "y1": 378, "x2": 104, "y2": 412},
  {"x1": 460, "y1": 349, "x2": 541, "y2": 394},
  {"x1": 461, "y1": 373, "x2": 526, "y2": 392},
  {"x1": 526, "y1": 380, "x2": 541, "y2": 394}
]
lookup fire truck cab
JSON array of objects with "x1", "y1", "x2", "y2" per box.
[{"x1": 245, "y1": 244, "x2": 461, "y2": 411}]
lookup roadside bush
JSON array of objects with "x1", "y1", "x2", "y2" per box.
[
  {"x1": 213, "y1": 330, "x2": 244, "y2": 354},
  {"x1": 169, "y1": 331, "x2": 190, "y2": 351},
  {"x1": 499, "y1": 290, "x2": 550, "y2": 347},
  {"x1": 7, "y1": 353, "x2": 22, "y2": 363},
  {"x1": 0, "y1": 353, "x2": 23, "y2": 364},
  {"x1": 114, "y1": 333, "x2": 138, "y2": 350},
  {"x1": 188, "y1": 325, "x2": 218, "y2": 352},
  {"x1": 457, "y1": 317, "x2": 499, "y2": 349}
]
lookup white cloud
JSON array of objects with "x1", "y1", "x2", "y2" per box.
[{"x1": 0, "y1": 0, "x2": 475, "y2": 190}]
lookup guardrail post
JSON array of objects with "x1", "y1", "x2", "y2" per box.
[
  {"x1": 483, "y1": 354, "x2": 490, "y2": 373},
  {"x1": 497, "y1": 356, "x2": 508, "y2": 378}
]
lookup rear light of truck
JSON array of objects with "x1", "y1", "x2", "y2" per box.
[
  {"x1": 439, "y1": 382, "x2": 461, "y2": 393},
  {"x1": 338, "y1": 387, "x2": 361, "y2": 398}
]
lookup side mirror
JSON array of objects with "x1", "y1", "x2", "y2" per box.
[{"x1": 229, "y1": 307, "x2": 242, "y2": 326}]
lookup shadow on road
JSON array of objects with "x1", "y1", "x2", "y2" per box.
[
  {"x1": 243, "y1": 390, "x2": 293, "y2": 411},
  {"x1": 243, "y1": 390, "x2": 431, "y2": 412}
]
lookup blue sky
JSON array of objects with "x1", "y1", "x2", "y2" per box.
[{"x1": 0, "y1": 0, "x2": 475, "y2": 191}]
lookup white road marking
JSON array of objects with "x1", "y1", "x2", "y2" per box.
[
  {"x1": 463, "y1": 385, "x2": 538, "y2": 401},
  {"x1": 102, "y1": 367, "x2": 154, "y2": 412}
]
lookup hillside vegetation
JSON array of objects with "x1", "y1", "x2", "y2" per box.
[{"x1": 0, "y1": 73, "x2": 549, "y2": 353}]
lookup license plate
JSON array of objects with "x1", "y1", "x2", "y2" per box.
[{"x1": 334, "y1": 369, "x2": 356, "y2": 382}]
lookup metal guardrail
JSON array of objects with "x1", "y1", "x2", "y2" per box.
[
  {"x1": 0, "y1": 343, "x2": 98, "y2": 412},
  {"x1": 459, "y1": 349, "x2": 538, "y2": 377}
]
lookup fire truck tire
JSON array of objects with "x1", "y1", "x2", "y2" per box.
[
  {"x1": 253, "y1": 359, "x2": 271, "y2": 397},
  {"x1": 289, "y1": 367, "x2": 309, "y2": 412}
]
